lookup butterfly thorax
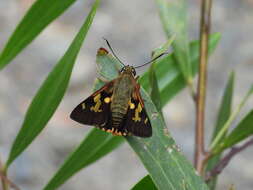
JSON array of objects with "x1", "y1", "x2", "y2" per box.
[{"x1": 111, "y1": 72, "x2": 135, "y2": 129}]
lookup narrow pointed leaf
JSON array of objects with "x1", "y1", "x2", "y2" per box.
[
  {"x1": 155, "y1": 0, "x2": 191, "y2": 83},
  {"x1": 139, "y1": 33, "x2": 221, "y2": 106},
  {"x1": 0, "y1": 0, "x2": 77, "y2": 70},
  {"x1": 149, "y1": 63, "x2": 163, "y2": 115},
  {"x1": 211, "y1": 84, "x2": 253, "y2": 151},
  {"x1": 218, "y1": 110, "x2": 253, "y2": 151},
  {"x1": 43, "y1": 128, "x2": 123, "y2": 190},
  {"x1": 6, "y1": 0, "x2": 99, "y2": 167},
  {"x1": 206, "y1": 72, "x2": 234, "y2": 190},
  {"x1": 149, "y1": 37, "x2": 174, "y2": 115},
  {"x1": 151, "y1": 36, "x2": 175, "y2": 58},
  {"x1": 126, "y1": 87, "x2": 208, "y2": 190},
  {"x1": 211, "y1": 72, "x2": 235, "y2": 140},
  {"x1": 44, "y1": 33, "x2": 220, "y2": 188},
  {"x1": 131, "y1": 175, "x2": 157, "y2": 190}
]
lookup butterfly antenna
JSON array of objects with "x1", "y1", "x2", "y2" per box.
[
  {"x1": 134, "y1": 52, "x2": 167, "y2": 69},
  {"x1": 103, "y1": 38, "x2": 125, "y2": 66}
]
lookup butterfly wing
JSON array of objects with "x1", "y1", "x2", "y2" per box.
[
  {"x1": 123, "y1": 89, "x2": 152, "y2": 137},
  {"x1": 70, "y1": 81, "x2": 114, "y2": 126}
]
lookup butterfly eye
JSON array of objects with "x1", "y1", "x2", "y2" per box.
[
  {"x1": 131, "y1": 67, "x2": 136, "y2": 76},
  {"x1": 120, "y1": 67, "x2": 125, "y2": 73}
]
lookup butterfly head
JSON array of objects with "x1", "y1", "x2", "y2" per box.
[{"x1": 120, "y1": 65, "x2": 136, "y2": 76}]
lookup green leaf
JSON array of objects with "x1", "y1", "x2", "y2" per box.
[
  {"x1": 155, "y1": 0, "x2": 191, "y2": 84},
  {"x1": 149, "y1": 63, "x2": 163, "y2": 116},
  {"x1": 95, "y1": 47, "x2": 210, "y2": 189},
  {"x1": 44, "y1": 33, "x2": 220, "y2": 188},
  {"x1": 6, "y1": 0, "x2": 99, "y2": 168},
  {"x1": 149, "y1": 37, "x2": 175, "y2": 116},
  {"x1": 0, "y1": 0, "x2": 77, "y2": 70},
  {"x1": 126, "y1": 87, "x2": 208, "y2": 190},
  {"x1": 218, "y1": 110, "x2": 253, "y2": 150},
  {"x1": 43, "y1": 128, "x2": 123, "y2": 190},
  {"x1": 211, "y1": 72, "x2": 235, "y2": 140},
  {"x1": 206, "y1": 72, "x2": 234, "y2": 190},
  {"x1": 131, "y1": 175, "x2": 158, "y2": 190},
  {"x1": 151, "y1": 36, "x2": 175, "y2": 58},
  {"x1": 210, "y1": 84, "x2": 253, "y2": 151},
  {"x1": 249, "y1": 84, "x2": 253, "y2": 95},
  {"x1": 139, "y1": 33, "x2": 221, "y2": 106}
]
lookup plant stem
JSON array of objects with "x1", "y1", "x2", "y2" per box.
[
  {"x1": 0, "y1": 173, "x2": 20, "y2": 190},
  {"x1": 0, "y1": 157, "x2": 8, "y2": 190},
  {"x1": 0, "y1": 157, "x2": 19, "y2": 190},
  {"x1": 206, "y1": 137, "x2": 253, "y2": 181},
  {"x1": 194, "y1": 0, "x2": 213, "y2": 174}
]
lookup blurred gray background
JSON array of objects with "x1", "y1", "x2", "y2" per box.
[{"x1": 0, "y1": 0, "x2": 253, "y2": 189}]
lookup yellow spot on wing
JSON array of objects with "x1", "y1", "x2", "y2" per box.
[
  {"x1": 91, "y1": 94, "x2": 102, "y2": 112},
  {"x1": 104, "y1": 97, "x2": 111, "y2": 103},
  {"x1": 81, "y1": 103, "x2": 86, "y2": 109},
  {"x1": 128, "y1": 100, "x2": 135, "y2": 109},
  {"x1": 132, "y1": 103, "x2": 142, "y2": 122},
  {"x1": 144, "y1": 118, "x2": 148, "y2": 124}
]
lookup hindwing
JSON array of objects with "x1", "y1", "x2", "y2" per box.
[{"x1": 123, "y1": 89, "x2": 152, "y2": 137}]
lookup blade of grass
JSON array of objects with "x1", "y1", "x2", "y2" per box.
[
  {"x1": 43, "y1": 34, "x2": 220, "y2": 188},
  {"x1": 131, "y1": 175, "x2": 157, "y2": 190},
  {"x1": 206, "y1": 72, "x2": 234, "y2": 190},
  {"x1": 155, "y1": 0, "x2": 192, "y2": 87},
  {"x1": 5, "y1": 0, "x2": 99, "y2": 168},
  {"x1": 0, "y1": 0, "x2": 78, "y2": 70}
]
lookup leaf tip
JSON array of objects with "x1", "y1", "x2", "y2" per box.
[{"x1": 97, "y1": 47, "x2": 109, "y2": 56}]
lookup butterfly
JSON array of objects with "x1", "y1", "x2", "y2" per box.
[{"x1": 70, "y1": 40, "x2": 165, "y2": 137}]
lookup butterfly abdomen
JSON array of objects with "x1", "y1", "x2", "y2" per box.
[
  {"x1": 111, "y1": 109, "x2": 125, "y2": 128},
  {"x1": 111, "y1": 95, "x2": 130, "y2": 128},
  {"x1": 110, "y1": 74, "x2": 134, "y2": 129}
]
